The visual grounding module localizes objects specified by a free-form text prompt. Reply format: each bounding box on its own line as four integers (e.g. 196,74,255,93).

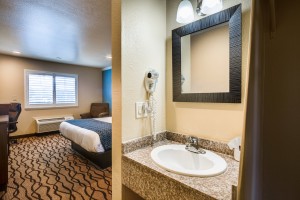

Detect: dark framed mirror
172,4,242,103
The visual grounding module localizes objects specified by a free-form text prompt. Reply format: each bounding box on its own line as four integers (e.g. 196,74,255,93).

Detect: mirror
181,22,229,93
172,4,242,103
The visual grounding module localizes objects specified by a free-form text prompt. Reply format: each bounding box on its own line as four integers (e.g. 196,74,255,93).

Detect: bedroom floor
0,134,112,200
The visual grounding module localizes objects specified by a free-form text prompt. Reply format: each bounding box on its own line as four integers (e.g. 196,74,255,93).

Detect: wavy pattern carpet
0,134,112,200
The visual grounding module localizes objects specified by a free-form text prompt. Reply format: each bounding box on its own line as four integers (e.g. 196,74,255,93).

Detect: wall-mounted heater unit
34,115,74,133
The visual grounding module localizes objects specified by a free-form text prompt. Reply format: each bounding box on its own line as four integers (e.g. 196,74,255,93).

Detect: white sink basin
151,144,227,177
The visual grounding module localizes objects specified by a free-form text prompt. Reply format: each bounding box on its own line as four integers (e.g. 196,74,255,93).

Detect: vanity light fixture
176,0,195,24
196,0,223,16
177,0,223,24
106,55,112,59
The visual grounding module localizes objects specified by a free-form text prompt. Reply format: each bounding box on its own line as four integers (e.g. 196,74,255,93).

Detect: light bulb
176,0,194,24
200,0,223,15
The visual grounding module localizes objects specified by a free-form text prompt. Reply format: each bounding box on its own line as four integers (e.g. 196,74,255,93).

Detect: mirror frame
172,4,242,103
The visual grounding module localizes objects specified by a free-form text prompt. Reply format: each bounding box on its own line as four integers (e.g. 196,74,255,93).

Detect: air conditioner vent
38,118,65,122
34,115,74,133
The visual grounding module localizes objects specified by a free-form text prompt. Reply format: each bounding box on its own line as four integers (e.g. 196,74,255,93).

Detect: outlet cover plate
135,102,147,119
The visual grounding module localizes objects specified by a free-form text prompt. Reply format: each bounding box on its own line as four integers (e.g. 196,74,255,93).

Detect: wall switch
135,102,147,119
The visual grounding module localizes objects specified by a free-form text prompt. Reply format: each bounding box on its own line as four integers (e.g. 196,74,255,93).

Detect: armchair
80,103,109,119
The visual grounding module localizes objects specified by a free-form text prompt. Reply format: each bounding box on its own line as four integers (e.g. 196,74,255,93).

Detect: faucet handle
188,136,197,144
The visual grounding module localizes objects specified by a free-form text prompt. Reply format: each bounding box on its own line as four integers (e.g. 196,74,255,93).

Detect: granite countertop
123,140,239,200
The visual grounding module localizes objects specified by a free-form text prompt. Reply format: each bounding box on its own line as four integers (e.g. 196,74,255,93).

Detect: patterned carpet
0,134,112,200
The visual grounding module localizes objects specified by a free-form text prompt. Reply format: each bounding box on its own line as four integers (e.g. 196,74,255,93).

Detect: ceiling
0,0,111,68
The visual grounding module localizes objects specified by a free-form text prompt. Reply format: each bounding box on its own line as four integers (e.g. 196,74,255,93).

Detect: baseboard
10,131,60,139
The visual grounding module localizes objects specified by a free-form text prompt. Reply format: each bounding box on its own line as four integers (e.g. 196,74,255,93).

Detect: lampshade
176,0,194,24
200,0,223,15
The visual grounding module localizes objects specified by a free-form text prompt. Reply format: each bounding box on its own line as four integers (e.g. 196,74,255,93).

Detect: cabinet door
7,128,9,156
0,123,8,188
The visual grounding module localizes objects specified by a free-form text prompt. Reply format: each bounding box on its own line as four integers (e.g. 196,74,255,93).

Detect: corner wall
121,0,166,142
0,54,103,135
102,68,112,115
166,0,251,143
111,0,122,199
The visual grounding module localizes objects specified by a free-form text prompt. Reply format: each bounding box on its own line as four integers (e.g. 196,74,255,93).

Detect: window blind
25,70,78,108
55,76,76,104
28,74,53,105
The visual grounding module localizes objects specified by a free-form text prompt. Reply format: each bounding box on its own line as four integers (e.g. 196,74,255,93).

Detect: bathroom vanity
122,132,239,200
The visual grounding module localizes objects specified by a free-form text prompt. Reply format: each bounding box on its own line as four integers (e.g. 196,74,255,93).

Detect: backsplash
166,132,234,156
122,131,234,156
122,132,166,154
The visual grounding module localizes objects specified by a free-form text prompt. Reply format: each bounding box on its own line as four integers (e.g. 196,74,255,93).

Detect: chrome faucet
185,136,206,154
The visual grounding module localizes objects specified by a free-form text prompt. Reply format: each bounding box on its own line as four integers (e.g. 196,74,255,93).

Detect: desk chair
8,103,22,143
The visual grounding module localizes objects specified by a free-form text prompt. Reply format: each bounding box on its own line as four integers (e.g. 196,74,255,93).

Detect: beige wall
166,0,251,143
0,54,103,136
121,0,166,141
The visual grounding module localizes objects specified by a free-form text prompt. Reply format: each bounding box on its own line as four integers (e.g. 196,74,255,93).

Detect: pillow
98,112,109,117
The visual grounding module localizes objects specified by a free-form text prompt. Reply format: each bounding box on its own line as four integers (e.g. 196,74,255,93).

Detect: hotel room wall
121,0,167,141
166,0,251,143
0,54,103,136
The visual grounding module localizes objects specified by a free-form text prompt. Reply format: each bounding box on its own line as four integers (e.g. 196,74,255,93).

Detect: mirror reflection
181,22,229,93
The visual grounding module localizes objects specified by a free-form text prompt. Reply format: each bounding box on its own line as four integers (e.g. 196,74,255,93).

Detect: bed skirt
71,141,112,169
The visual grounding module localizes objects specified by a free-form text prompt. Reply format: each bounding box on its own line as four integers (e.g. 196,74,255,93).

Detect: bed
60,117,112,168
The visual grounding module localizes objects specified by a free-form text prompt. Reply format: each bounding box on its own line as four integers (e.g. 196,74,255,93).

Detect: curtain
238,0,266,199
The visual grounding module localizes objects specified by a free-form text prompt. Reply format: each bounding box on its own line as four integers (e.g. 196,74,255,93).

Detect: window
25,70,78,109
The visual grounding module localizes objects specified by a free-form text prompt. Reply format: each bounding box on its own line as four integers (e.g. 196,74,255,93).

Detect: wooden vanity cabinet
0,104,9,192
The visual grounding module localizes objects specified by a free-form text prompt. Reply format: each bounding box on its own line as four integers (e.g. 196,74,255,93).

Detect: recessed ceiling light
106,55,112,59
12,51,21,54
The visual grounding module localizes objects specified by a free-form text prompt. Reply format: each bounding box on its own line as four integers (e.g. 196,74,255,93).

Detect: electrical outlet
135,102,147,119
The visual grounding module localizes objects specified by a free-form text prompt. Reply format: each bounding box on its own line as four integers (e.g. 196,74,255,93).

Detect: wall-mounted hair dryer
144,69,159,141
144,69,159,95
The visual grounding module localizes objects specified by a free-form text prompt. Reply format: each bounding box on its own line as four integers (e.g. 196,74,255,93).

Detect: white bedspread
60,117,112,153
